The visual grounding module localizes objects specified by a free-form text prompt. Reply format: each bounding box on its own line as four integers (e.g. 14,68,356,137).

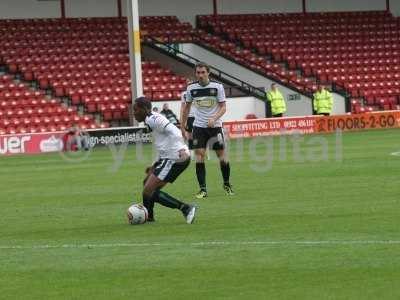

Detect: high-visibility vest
313,89,333,114
266,89,286,115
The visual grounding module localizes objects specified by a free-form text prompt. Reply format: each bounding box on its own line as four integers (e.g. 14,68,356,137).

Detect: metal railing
142,86,249,100
143,36,267,101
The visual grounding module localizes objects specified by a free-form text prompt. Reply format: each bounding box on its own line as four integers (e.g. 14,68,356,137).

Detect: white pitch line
390,151,400,156
1,240,400,250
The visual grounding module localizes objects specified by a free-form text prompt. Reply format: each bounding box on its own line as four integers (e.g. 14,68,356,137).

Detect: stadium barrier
0,126,150,156
1,111,400,156
223,110,400,138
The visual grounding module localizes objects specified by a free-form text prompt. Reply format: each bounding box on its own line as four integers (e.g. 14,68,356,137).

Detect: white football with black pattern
127,204,148,225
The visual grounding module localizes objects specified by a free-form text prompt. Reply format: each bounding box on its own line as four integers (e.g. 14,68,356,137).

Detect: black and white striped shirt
185,81,226,128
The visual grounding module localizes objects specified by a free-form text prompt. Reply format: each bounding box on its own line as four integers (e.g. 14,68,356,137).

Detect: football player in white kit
180,90,195,157
181,62,234,199
133,97,197,224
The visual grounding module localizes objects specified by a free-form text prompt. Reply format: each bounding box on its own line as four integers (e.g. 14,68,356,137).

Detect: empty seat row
198,12,400,112
0,77,108,133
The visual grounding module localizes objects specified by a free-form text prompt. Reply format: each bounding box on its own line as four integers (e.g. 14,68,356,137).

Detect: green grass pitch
1,129,400,299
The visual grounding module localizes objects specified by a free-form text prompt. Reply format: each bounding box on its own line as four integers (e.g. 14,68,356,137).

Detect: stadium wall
153,96,266,121
0,1,393,21
218,0,302,14
392,2,400,16
307,0,386,12
179,43,348,117
3,110,400,156
65,0,118,18
122,0,213,24
0,0,60,19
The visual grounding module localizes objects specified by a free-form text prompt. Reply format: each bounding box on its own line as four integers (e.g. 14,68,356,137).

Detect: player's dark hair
195,62,210,72
135,97,152,110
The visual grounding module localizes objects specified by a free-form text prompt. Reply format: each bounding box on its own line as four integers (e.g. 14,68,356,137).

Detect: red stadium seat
196,11,400,112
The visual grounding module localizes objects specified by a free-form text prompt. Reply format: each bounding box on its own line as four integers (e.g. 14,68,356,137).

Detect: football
127,204,148,225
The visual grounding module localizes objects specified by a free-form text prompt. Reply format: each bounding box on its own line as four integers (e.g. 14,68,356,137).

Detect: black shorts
152,157,190,183
185,117,195,132
192,126,225,150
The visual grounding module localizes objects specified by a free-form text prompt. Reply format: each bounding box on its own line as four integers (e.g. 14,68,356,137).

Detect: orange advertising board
223,111,400,138
313,111,400,133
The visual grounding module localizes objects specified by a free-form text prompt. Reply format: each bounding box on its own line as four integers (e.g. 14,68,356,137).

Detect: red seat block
55,87,64,97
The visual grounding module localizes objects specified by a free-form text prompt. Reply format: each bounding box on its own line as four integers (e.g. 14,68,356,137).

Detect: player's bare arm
181,101,192,139
208,102,226,128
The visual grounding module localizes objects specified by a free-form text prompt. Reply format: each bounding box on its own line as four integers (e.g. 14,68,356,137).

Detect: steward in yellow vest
313,85,333,116
266,83,286,117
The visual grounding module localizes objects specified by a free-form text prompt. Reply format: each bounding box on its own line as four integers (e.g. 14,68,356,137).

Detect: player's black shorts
192,126,225,150
152,157,190,183
185,117,195,133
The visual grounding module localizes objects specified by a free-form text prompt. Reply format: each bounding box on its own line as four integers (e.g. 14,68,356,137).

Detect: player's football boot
195,189,208,199
223,184,235,196
182,204,197,224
